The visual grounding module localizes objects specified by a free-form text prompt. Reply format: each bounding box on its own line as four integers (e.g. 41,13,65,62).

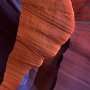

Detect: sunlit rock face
10,0,75,68
71,0,90,21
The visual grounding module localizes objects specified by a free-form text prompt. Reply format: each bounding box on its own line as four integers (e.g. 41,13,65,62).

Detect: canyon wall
71,0,90,21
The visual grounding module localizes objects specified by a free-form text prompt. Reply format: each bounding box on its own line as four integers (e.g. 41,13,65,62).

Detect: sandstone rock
71,0,90,21
9,0,74,69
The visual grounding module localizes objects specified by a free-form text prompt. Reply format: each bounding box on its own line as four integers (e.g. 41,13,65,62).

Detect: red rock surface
10,0,74,68
54,21,90,90
71,0,90,21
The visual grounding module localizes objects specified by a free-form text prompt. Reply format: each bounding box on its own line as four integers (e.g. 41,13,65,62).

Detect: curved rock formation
9,0,74,69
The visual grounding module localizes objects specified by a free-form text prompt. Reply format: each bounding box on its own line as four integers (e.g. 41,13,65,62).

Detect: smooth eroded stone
71,0,90,21
9,0,74,68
